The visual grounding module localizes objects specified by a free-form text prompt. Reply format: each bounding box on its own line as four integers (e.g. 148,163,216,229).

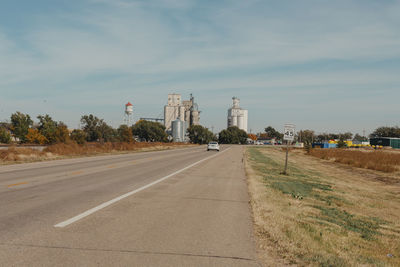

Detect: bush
0,128,11,144
25,128,47,144
70,129,87,145
118,125,134,143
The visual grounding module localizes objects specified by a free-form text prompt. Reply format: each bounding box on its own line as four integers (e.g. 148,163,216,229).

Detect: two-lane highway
0,145,259,266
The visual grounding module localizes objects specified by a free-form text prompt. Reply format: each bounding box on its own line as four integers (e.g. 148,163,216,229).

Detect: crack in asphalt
0,243,258,263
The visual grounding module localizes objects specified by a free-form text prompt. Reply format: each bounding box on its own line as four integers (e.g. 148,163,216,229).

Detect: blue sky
0,0,399,135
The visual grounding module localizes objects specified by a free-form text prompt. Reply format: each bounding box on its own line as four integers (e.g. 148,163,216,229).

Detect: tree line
3,111,395,146
0,112,166,145
0,112,249,145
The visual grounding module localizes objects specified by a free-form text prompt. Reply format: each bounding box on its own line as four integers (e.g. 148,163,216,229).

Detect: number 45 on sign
282,124,295,175
284,124,295,141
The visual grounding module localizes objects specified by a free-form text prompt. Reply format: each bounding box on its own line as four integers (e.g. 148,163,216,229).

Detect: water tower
124,102,133,126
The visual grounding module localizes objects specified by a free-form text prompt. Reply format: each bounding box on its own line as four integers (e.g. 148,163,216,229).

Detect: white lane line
54,147,231,228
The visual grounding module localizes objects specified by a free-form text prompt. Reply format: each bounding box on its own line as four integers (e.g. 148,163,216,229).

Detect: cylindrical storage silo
181,120,187,142
238,115,244,130
172,119,183,142
232,115,238,127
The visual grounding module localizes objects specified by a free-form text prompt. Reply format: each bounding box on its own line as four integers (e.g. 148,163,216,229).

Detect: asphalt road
0,145,259,266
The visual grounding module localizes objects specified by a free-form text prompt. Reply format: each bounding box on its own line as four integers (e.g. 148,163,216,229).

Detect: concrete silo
227,97,248,132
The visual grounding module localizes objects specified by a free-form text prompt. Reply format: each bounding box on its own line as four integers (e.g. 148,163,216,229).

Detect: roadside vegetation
187,125,215,144
0,142,192,164
219,126,247,144
0,111,198,164
246,146,400,266
310,149,400,173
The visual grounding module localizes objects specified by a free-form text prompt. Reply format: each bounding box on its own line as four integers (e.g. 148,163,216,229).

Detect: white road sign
283,124,295,141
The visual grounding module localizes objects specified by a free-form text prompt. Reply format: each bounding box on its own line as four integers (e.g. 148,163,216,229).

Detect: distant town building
227,97,248,132
164,93,200,132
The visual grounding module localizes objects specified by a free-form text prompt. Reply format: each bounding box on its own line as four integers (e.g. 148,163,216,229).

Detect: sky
0,0,399,135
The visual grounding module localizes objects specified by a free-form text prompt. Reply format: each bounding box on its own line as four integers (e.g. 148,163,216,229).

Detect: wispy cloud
0,0,399,133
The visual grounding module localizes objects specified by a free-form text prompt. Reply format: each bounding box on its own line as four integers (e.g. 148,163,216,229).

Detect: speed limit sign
283,124,295,175
283,124,295,141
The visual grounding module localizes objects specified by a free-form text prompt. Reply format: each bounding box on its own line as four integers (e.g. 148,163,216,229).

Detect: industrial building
370,137,400,149
164,93,200,139
227,97,248,132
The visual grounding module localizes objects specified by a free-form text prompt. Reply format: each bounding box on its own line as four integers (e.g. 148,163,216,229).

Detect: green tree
370,126,400,138
264,126,283,140
297,130,315,150
337,136,347,148
0,127,11,144
117,125,134,142
353,133,368,142
37,115,70,144
98,122,118,142
187,125,214,144
341,132,353,140
132,120,168,142
37,114,58,144
10,112,33,143
218,126,248,144
70,129,87,144
80,114,103,142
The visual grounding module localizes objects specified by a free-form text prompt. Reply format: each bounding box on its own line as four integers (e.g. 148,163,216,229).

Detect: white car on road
207,142,220,151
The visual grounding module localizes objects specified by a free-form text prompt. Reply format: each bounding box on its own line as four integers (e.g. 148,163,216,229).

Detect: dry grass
246,146,400,266
0,142,195,164
0,147,47,162
309,149,400,173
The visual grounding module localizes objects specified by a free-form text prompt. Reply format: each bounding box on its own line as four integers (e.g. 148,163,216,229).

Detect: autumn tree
248,133,257,141
25,128,47,144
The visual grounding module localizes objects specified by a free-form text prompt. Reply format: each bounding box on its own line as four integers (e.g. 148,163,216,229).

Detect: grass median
246,146,400,266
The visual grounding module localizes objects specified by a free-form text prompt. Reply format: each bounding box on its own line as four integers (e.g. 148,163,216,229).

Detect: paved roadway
0,145,259,266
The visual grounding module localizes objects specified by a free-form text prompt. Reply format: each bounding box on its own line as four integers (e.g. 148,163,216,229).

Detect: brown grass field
309,148,400,173
245,146,400,266
0,142,195,164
